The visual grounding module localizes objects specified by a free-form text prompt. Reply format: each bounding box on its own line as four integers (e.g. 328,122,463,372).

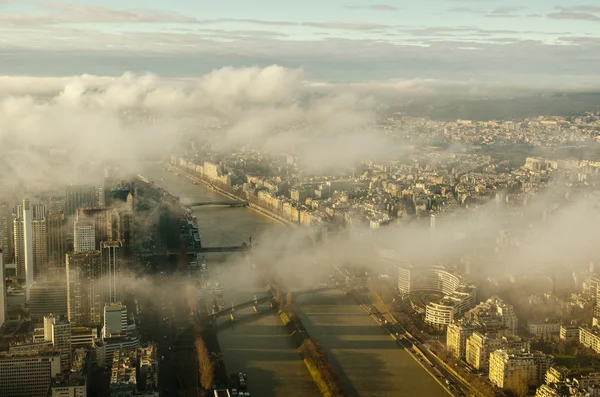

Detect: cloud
486,6,524,17
345,4,398,11
547,12,600,21
447,7,485,14
555,5,600,13
303,22,388,30
203,18,297,27
0,67,403,189
40,2,198,24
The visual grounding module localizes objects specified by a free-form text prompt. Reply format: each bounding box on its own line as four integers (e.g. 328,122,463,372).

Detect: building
71,326,97,349
425,285,477,327
47,210,67,269
529,319,561,337
101,241,123,303
574,372,600,389
0,202,13,263
74,221,95,253
76,208,108,250
446,322,476,359
466,332,505,372
95,334,140,367
66,251,103,326
14,200,46,288
44,315,72,372
579,326,600,354
0,350,61,397
138,344,159,393
29,281,68,319
110,349,137,396
464,296,518,335
107,205,134,259
489,349,553,390
50,374,86,397
31,215,49,279
465,332,528,372
545,365,570,384
560,324,579,342
0,249,5,328
66,186,97,218
50,348,88,397
383,257,476,327
8,340,53,354
103,302,127,338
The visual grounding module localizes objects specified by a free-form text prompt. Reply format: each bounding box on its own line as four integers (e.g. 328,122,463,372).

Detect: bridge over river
183,200,249,208
205,283,343,322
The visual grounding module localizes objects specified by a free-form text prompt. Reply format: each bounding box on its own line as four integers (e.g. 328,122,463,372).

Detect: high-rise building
76,208,107,250
0,350,61,397
71,326,97,349
74,221,95,253
0,202,13,263
31,217,48,279
103,303,128,338
29,281,68,319
95,334,139,367
466,332,509,371
489,349,553,391
107,206,134,259
65,186,97,218
44,315,72,373
47,210,67,270
14,200,48,285
66,251,102,326
446,322,476,360
96,187,105,209
101,240,123,303
0,249,5,328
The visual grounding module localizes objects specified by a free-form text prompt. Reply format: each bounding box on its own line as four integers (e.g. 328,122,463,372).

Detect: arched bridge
184,201,248,208
208,294,276,321
207,284,342,322
294,284,342,298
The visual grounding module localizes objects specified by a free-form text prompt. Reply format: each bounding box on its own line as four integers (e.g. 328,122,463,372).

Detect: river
143,162,320,397
143,162,446,397
296,291,448,397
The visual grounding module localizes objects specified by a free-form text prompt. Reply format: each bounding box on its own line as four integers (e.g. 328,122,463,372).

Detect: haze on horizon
0,0,599,89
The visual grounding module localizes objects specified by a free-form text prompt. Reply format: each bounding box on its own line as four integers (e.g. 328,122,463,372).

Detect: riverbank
278,309,346,397
163,162,295,228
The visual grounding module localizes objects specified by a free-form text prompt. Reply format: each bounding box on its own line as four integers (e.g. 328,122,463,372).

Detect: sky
1,0,600,84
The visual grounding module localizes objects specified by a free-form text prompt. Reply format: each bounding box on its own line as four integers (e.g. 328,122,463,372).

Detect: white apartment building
489,349,553,390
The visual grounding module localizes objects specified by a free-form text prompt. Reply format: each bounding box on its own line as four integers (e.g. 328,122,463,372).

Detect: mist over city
2,1,600,397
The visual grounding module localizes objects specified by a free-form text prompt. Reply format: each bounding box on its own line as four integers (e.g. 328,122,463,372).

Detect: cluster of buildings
385,113,600,147
110,344,158,396
169,112,600,236
0,169,154,397
378,248,477,328
439,272,600,395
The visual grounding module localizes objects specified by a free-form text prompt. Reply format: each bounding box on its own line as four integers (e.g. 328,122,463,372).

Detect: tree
506,368,529,397
194,336,215,390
